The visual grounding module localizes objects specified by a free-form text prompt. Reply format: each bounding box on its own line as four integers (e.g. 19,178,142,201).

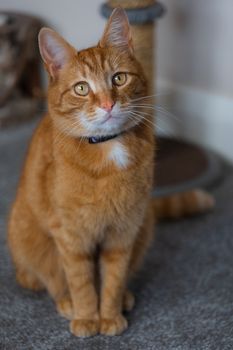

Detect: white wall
156,0,233,161
157,0,233,97
0,0,105,49
1,0,233,160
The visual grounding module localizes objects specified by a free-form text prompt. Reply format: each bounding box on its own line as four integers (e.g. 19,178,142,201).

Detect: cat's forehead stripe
77,50,113,92
79,50,112,75
80,56,93,71
90,51,106,74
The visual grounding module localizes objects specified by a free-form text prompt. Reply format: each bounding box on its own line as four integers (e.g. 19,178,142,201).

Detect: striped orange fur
8,8,214,337
154,189,215,220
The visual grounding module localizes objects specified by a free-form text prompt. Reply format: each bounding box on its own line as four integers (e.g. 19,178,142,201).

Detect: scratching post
101,0,165,96
101,2,223,196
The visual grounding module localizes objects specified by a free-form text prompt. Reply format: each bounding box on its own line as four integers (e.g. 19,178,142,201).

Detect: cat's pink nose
101,100,115,112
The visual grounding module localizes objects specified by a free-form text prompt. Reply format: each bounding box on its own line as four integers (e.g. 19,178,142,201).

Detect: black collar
88,133,120,144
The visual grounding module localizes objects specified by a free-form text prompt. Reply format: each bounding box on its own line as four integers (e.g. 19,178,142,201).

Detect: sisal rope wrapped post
101,0,165,98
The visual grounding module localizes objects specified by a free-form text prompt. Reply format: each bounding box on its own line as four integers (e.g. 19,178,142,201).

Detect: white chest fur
108,141,129,169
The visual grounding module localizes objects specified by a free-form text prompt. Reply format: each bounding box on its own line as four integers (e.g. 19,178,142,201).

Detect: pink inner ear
38,28,74,77
41,33,66,66
100,8,133,50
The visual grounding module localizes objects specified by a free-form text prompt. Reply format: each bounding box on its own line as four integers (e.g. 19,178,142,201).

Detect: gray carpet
1,121,233,350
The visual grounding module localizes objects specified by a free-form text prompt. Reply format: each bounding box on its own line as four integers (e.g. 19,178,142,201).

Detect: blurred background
0,0,232,163
2,3,233,348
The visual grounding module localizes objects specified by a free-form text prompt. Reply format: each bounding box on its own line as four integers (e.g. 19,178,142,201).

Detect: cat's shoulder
27,114,53,161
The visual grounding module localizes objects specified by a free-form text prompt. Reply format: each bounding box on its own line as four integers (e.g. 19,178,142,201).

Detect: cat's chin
54,115,140,140
84,119,139,139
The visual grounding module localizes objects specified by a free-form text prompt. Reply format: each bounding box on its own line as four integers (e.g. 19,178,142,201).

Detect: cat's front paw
100,315,128,336
70,318,99,337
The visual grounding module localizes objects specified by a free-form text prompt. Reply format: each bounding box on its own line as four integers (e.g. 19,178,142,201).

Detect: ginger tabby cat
8,8,214,337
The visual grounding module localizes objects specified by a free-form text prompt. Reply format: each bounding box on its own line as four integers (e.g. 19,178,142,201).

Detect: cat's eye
74,82,90,96
112,73,127,87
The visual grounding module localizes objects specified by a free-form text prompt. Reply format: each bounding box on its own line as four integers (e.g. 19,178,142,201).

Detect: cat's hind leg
123,289,135,312
123,204,155,312
129,204,154,275
16,267,44,291
8,201,72,319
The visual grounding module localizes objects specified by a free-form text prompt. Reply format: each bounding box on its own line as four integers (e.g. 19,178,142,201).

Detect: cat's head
38,8,148,138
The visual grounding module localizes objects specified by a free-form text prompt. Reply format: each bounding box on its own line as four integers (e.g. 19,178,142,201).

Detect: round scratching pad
153,137,223,197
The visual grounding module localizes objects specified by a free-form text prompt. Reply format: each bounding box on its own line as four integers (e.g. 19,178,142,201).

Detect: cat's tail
152,189,215,220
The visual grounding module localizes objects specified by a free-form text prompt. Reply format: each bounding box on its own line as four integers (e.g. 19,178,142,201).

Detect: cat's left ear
99,7,133,52
38,28,76,79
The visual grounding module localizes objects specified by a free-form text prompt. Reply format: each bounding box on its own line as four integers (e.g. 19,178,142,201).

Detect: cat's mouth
100,113,120,125
92,108,141,136
77,107,140,138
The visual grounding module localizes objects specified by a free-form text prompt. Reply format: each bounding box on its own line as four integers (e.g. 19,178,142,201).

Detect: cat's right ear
99,8,133,52
38,28,76,79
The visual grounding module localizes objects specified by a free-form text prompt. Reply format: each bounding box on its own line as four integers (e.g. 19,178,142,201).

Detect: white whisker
128,93,170,103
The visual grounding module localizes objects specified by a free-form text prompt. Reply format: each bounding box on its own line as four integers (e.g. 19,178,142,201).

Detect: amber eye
112,73,127,87
74,82,90,96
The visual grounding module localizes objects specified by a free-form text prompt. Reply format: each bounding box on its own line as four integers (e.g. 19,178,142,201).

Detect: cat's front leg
54,231,99,337
99,233,133,336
